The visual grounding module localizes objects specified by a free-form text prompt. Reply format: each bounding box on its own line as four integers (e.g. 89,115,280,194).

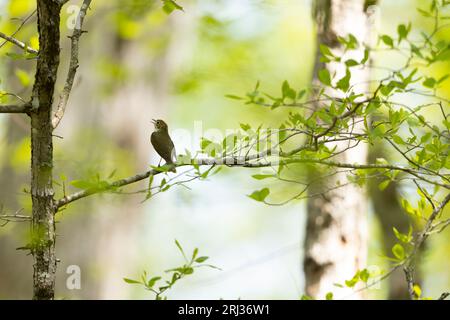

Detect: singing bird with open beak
151,119,177,173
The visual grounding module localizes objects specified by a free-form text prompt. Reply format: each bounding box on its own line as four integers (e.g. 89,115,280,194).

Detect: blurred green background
0,0,449,299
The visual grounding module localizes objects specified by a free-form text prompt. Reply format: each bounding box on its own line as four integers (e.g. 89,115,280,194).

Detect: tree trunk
30,0,62,300
304,0,376,299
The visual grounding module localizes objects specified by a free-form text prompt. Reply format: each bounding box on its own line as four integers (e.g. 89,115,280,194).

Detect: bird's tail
168,162,176,173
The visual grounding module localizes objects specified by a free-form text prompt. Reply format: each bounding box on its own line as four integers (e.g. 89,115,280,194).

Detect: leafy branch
124,240,220,300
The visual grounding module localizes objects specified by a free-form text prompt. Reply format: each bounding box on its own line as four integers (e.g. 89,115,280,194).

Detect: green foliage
216,0,450,223
340,268,376,289
393,226,413,244
124,240,219,300
318,69,331,86
248,188,270,202
2,0,449,301
161,0,183,15
70,172,117,193
391,243,405,261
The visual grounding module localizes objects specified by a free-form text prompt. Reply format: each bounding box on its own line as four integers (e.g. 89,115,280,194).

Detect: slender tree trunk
30,0,62,300
304,0,376,299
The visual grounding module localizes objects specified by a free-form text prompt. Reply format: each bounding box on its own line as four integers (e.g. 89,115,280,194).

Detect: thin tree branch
0,103,31,114
404,192,450,299
0,208,29,227
56,167,158,209
0,31,38,54
0,10,36,50
413,192,450,251
52,0,92,129
55,156,450,210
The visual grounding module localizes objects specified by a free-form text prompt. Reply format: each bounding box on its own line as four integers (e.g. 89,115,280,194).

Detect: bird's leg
158,157,162,167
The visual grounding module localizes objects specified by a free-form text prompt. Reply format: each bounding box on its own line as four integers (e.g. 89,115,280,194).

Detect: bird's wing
151,132,176,164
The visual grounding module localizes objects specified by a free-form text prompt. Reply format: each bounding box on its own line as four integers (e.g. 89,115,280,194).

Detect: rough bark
30,0,62,300
304,0,376,299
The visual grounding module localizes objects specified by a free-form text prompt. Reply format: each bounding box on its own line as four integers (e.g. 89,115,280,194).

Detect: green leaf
345,59,359,67
248,188,270,202
123,278,141,284
361,48,370,64
319,44,334,58
345,277,359,288
397,23,411,43
200,138,212,149
70,180,95,190
344,270,361,288
380,84,394,96
392,134,405,145
162,0,183,14
251,174,274,180
318,69,332,86
297,89,306,100
195,256,209,263
359,269,370,283
192,248,199,260
422,77,436,88
183,267,194,275
225,94,243,100
380,35,394,48
240,123,251,131
410,43,424,58
393,227,412,243
336,68,351,92
435,46,450,62
401,198,420,217
174,239,187,261
325,292,334,300
282,80,296,100
148,276,161,287
392,243,405,260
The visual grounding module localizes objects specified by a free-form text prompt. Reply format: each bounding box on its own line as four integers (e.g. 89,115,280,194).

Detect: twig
55,167,159,209
0,10,36,50
0,31,38,54
0,209,30,227
52,0,92,129
403,192,450,299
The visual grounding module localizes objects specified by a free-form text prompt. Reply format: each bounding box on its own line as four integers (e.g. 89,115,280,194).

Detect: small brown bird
151,119,177,172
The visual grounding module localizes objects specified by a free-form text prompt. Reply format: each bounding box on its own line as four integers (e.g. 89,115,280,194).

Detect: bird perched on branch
151,119,177,173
